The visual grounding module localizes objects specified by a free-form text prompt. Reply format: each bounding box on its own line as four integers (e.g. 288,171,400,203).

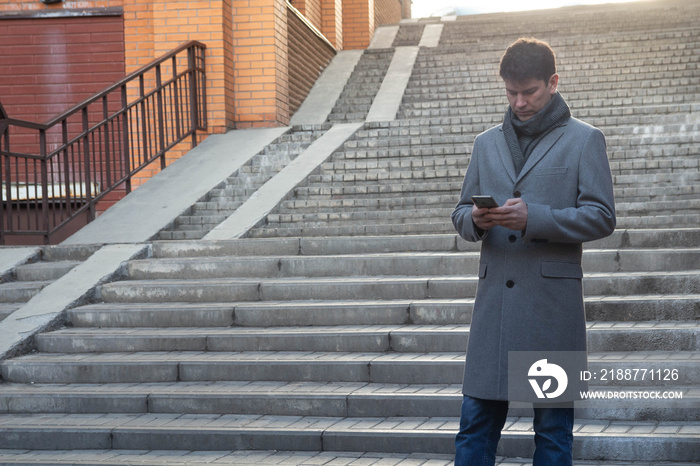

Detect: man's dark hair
499,37,556,83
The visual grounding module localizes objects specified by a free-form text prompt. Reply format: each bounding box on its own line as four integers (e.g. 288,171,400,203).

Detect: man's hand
472,204,497,230
472,198,528,231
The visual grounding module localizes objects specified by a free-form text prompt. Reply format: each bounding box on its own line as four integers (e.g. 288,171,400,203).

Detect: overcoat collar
496,122,568,183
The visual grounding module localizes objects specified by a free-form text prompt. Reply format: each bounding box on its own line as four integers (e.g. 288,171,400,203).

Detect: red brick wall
288,5,336,115
0,15,125,124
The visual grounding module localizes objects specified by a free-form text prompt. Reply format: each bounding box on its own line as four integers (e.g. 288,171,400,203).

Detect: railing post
188,45,198,149
199,45,207,130
0,125,5,245
61,119,72,217
82,108,94,222
139,75,149,164
103,96,112,186
1,103,9,244
155,63,167,170
121,85,132,194
2,127,11,235
39,129,50,244
171,56,182,140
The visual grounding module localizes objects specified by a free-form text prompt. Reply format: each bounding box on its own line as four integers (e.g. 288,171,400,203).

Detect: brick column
320,0,343,49
123,0,234,133
342,0,373,50
232,0,290,127
123,0,235,187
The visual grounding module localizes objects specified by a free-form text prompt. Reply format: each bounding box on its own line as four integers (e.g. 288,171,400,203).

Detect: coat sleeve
451,135,487,242
523,128,616,243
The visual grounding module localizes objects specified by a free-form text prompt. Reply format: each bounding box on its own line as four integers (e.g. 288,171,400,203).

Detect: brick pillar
342,0,373,50
232,0,290,127
123,0,235,188
321,0,343,49
123,0,234,133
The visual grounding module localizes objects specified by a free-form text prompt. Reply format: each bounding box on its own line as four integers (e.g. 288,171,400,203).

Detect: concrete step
122,248,700,280
12,261,82,282
68,303,237,327
617,214,700,229
0,380,696,421
124,252,481,279
246,221,465,237
306,171,463,184
189,204,244,217
94,270,700,303
401,80,700,98
0,450,698,466
2,351,697,386
0,303,19,322
156,230,207,241
397,106,698,122
67,294,700,329
97,275,475,302
40,244,102,262
265,209,454,225
319,156,465,171
279,194,457,212
617,198,700,214
280,192,700,214
292,181,463,199
207,186,260,198
152,235,474,258
34,322,699,354
172,214,228,227
0,281,52,303
0,413,697,461
223,228,700,251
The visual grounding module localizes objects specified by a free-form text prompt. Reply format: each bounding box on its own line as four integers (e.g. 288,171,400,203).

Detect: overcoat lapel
495,127,517,183
516,123,567,182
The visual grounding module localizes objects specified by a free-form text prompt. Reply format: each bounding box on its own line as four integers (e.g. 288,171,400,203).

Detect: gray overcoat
451,116,616,401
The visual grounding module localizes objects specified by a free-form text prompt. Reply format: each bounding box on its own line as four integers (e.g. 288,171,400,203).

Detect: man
451,38,616,465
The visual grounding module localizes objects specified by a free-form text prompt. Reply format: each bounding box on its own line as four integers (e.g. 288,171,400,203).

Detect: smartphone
471,195,499,209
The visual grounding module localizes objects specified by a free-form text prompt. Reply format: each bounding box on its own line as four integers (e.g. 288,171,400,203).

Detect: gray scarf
502,91,571,175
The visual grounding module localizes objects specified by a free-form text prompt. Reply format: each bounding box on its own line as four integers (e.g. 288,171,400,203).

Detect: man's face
504,74,559,121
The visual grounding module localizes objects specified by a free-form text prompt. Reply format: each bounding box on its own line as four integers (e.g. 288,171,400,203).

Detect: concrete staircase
0,245,99,323
157,125,331,241
0,231,699,463
1,0,699,464
326,48,395,123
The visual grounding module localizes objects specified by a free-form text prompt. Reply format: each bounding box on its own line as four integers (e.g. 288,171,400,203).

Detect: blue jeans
454,395,573,466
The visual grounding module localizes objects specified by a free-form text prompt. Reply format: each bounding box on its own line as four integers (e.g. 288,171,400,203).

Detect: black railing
0,41,207,244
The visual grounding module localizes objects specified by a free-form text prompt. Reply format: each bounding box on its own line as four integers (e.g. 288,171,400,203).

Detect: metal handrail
0,41,207,244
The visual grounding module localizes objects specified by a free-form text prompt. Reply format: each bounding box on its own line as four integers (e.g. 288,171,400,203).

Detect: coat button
509,235,517,243
506,280,514,288
513,191,522,198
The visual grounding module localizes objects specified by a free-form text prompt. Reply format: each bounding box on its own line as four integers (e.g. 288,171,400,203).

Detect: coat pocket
541,261,583,279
